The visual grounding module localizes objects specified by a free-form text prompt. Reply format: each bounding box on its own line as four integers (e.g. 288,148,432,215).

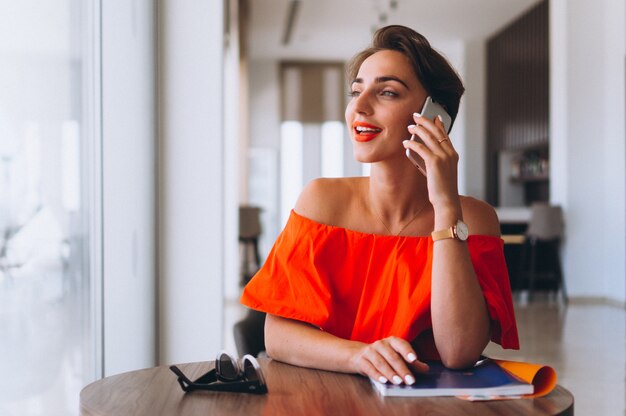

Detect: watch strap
431,227,455,242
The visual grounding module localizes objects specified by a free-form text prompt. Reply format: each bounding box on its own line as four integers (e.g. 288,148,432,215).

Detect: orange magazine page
493,359,557,398
457,359,557,401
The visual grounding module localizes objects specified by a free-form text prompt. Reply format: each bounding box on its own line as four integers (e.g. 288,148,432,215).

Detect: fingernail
392,375,403,385
402,140,409,147
407,353,417,363
378,376,388,384
407,124,416,129
405,375,415,385
437,114,443,122
413,112,421,118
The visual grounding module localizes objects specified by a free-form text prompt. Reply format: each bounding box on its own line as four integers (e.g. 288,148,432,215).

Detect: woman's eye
348,89,397,98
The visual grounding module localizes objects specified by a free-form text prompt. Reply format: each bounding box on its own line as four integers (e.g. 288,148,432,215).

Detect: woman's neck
367,162,430,223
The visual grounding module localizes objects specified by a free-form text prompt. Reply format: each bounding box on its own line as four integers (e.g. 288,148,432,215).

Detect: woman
241,25,518,386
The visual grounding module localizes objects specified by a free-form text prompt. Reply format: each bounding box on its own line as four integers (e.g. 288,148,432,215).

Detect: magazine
370,359,534,398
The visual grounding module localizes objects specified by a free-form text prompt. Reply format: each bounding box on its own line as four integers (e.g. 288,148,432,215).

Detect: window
280,121,304,225
321,121,344,178
277,62,362,224
0,2,98,414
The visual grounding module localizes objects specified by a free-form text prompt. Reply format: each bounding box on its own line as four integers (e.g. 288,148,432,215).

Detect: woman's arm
265,314,429,385
429,198,496,369
406,116,496,369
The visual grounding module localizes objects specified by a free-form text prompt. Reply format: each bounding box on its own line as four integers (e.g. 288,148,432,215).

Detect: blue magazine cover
370,360,534,397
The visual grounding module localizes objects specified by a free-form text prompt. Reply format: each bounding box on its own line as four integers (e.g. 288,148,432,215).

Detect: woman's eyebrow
350,76,410,90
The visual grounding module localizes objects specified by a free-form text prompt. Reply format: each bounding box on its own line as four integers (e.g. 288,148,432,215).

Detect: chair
233,309,266,357
239,206,262,286
518,203,567,303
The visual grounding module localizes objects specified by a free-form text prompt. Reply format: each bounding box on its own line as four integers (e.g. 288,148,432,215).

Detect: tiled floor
225,296,626,415
485,298,626,416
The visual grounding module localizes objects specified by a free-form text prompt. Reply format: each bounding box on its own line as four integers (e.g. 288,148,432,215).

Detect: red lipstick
352,121,382,142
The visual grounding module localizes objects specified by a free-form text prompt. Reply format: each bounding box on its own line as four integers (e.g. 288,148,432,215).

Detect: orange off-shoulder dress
241,210,519,359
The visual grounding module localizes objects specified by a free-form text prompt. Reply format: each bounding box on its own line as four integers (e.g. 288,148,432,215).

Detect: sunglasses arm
169,365,218,392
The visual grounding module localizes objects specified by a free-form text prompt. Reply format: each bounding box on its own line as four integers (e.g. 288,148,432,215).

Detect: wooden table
80,357,574,416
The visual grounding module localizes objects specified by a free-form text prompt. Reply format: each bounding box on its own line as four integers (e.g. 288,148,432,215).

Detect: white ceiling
247,0,542,60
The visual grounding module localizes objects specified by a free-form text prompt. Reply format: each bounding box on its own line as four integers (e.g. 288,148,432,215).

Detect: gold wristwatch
431,220,469,242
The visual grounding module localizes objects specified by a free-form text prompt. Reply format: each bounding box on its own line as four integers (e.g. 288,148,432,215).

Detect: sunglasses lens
218,353,240,381
243,357,259,382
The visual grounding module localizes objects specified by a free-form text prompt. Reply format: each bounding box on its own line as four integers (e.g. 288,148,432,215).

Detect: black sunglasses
169,352,267,394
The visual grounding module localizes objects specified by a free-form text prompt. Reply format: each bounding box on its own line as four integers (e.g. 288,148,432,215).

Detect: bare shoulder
460,196,501,237
294,177,364,224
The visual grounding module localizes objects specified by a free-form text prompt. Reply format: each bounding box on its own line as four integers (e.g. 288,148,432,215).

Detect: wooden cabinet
486,0,549,206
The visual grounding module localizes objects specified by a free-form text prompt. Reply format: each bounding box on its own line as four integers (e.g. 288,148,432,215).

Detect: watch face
456,221,469,241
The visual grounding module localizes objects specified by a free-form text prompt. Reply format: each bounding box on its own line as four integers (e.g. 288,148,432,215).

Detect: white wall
158,0,225,364
436,40,485,199
249,61,282,150
102,0,156,376
248,60,282,254
222,0,242,303
602,0,626,301
551,0,626,303
459,40,487,199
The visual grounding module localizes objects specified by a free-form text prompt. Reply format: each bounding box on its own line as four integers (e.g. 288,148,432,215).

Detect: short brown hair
348,25,465,131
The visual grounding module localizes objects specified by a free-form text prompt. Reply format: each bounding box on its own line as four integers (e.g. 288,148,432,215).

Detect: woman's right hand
350,336,429,385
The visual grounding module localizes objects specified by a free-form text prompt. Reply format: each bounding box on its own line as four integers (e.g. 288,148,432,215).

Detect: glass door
0,1,99,414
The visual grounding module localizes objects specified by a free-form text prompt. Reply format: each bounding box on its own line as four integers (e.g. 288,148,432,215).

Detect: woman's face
345,49,428,164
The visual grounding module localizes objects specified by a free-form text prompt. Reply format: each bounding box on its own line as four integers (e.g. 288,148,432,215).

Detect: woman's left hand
403,114,461,211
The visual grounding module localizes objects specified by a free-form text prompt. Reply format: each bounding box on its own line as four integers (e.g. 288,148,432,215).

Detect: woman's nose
353,91,373,115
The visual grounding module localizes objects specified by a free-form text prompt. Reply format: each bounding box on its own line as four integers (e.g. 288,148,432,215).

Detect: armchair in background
518,203,567,303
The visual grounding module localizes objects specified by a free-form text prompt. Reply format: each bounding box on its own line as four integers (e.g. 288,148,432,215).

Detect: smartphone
405,97,452,176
